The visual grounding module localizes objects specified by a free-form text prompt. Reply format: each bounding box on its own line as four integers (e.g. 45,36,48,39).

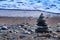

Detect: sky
0,0,60,13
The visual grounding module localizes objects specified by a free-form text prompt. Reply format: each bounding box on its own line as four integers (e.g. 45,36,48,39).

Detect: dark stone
37,13,47,26
35,13,51,33
20,24,24,28
19,35,25,39
24,27,27,30
1,27,8,30
9,31,12,33
35,27,49,33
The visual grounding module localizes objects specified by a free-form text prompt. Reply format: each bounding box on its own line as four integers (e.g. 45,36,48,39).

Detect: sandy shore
0,17,37,27
0,16,60,40
0,16,60,27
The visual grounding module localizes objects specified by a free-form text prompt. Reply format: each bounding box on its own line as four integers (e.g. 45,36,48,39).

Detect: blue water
0,0,60,13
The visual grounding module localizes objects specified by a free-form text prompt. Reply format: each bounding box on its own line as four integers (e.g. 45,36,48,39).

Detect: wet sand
0,17,37,26
0,16,60,27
